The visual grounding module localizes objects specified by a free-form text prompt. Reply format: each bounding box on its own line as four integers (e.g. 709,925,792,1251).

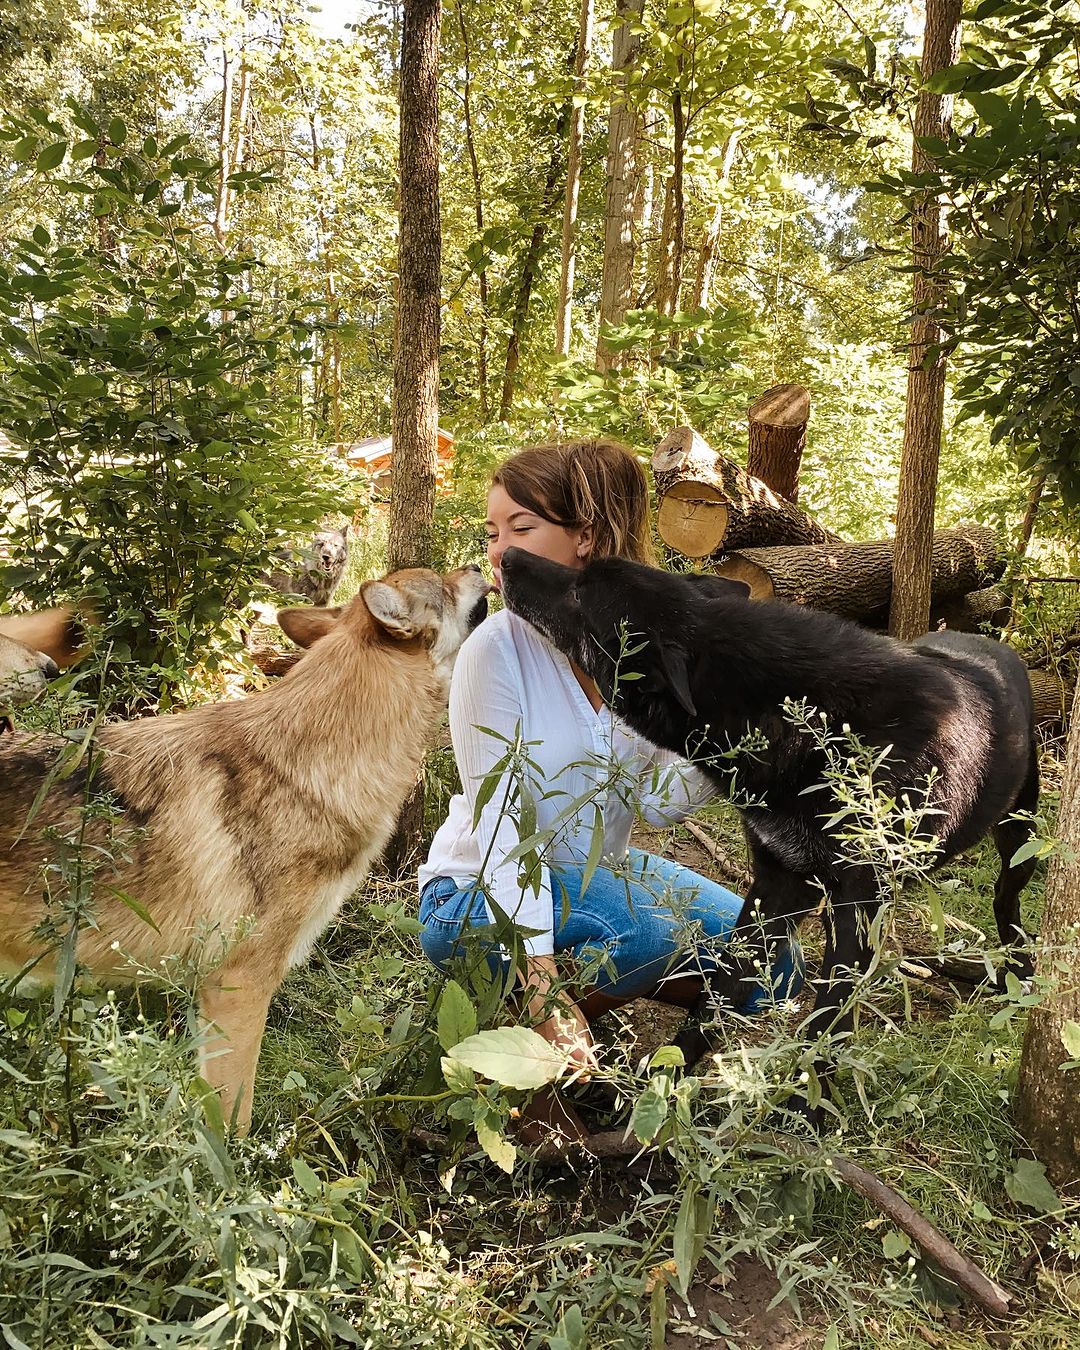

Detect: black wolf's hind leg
674,854,817,1069
992,744,1039,979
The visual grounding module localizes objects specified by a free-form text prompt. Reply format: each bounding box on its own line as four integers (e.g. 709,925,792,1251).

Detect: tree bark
596,0,644,371
655,81,686,321
692,130,741,312
713,526,1006,620
455,0,490,420
499,105,568,421
652,426,841,558
888,0,963,640
746,383,810,501
390,0,442,573
213,46,234,246
1016,677,1080,1184
556,0,594,358
1018,467,1048,556
1026,668,1074,728
931,586,1011,633
386,0,443,875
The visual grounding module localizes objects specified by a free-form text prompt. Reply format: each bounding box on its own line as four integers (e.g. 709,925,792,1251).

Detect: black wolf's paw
1004,947,1035,984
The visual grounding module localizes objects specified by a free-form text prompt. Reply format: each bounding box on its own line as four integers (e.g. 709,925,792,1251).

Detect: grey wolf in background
501,548,1037,1123
266,525,351,606
0,565,489,1131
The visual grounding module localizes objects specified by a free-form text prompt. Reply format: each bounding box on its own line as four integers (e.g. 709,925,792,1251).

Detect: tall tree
596,0,644,371
887,0,962,640
555,0,594,358
389,0,441,572
1016,677,1080,1185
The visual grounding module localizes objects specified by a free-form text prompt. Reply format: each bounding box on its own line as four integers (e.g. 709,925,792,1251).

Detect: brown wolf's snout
0,564,487,1133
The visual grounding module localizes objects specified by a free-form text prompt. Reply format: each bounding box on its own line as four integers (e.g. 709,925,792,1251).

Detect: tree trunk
888,0,963,640
499,106,568,421
309,113,343,443
1016,677,1080,1184
390,0,442,573
455,0,490,420
556,0,594,358
386,0,443,876
746,383,810,501
213,47,234,246
596,0,644,371
714,526,1006,620
1018,467,1048,555
652,426,841,558
655,81,686,321
692,130,741,312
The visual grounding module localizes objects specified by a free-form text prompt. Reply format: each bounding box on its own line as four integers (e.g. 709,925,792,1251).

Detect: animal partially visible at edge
0,606,89,721
265,525,351,606
0,565,490,1132
500,547,1038,1125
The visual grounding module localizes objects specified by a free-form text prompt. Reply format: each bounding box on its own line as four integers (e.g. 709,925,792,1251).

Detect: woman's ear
576,523,594,560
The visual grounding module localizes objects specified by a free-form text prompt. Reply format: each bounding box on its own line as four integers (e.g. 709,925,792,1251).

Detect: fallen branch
682,818,751,888
826,1152,1011,1318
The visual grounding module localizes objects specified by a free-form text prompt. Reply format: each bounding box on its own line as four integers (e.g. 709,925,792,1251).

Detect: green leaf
882,1228,912,1259
66,373,106,397
673,1185,708,1295
630,1086,668,1144
649,1045,686,1070
35,142,67,172
437,979,477,1052
450,1026,565,1089
71,138,99,161
649,1278,667,1350
1005,1158,1063,1215
292,1156,321,1196
1009,838,1044,867
108,117,127,146
821,1328,841,1350
11,137,38,164
440,1056,477,1093
475,1112,516,1173
106,886,161,934
1061,1021,1080,1059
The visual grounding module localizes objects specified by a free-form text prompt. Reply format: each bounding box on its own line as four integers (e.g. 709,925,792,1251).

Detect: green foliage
0,107,342,703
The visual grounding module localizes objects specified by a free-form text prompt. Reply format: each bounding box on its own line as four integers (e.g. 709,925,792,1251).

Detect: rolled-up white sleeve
636,746,717,826
448,628,555,957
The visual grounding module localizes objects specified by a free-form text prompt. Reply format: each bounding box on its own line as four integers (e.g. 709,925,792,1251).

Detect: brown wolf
0,565,489,1131
0,606,88,716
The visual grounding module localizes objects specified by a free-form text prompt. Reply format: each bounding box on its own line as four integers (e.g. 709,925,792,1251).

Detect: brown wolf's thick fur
0,606,89,711
0,566,489,1131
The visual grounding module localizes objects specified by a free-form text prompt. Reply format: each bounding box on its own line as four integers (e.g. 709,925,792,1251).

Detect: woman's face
485,483,593,592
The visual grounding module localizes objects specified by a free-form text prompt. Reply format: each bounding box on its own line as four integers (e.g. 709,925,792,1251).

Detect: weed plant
2,643,1079,1348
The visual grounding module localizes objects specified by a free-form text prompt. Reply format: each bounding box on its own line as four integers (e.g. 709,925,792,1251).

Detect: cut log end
713,555,775,602
657,485,729,559
747,382,811,428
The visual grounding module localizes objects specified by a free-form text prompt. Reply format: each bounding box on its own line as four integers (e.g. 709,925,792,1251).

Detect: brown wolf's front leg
197,964,281,1133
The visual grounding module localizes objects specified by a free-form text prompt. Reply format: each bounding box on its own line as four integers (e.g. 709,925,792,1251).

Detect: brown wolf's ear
277,606,343,649
362,580,419,640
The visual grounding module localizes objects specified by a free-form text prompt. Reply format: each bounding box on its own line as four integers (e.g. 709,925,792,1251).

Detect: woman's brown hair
491,438,656,565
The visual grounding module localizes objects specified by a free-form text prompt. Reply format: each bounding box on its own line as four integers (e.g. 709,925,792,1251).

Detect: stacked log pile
651,390,1072,727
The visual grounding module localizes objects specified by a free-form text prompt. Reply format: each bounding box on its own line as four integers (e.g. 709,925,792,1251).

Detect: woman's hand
521,956,598,1077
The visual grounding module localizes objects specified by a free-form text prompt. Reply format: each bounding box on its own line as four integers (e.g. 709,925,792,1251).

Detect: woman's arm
637,747,717,826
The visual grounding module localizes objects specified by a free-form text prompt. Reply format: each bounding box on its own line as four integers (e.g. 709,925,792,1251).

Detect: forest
0,0,1079,1345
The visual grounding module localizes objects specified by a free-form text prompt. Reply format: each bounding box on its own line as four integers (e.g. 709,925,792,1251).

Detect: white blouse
418,609,715,955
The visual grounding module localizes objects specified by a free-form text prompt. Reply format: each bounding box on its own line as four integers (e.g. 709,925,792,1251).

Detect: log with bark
712,526,1006,621
652,426,841,559
746,383,810,502
930,586,1011,634
1028,668,1073,727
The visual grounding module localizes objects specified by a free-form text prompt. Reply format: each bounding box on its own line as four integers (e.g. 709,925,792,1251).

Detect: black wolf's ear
658,643,697,717
685,573,752,602
277,605,343,648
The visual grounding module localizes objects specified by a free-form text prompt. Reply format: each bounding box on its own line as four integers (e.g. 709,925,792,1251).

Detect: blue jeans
419,848,803,1013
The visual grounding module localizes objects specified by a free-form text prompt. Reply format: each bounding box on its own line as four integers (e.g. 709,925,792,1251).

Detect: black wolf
500,548,1038,1120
